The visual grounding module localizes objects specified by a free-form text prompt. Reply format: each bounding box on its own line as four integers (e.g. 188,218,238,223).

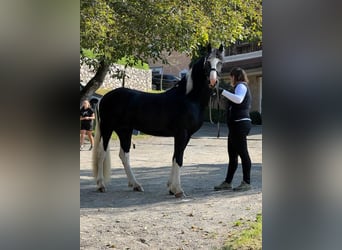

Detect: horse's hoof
169,190,174,195
97,186,106,192
133,186,144,192
175,192,185,198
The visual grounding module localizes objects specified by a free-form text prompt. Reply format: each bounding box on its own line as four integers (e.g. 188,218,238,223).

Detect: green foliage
204,109,263,125
116,57,149,70
204,108,226,123
81,48,97,59
80,0,262,100
80,0,262,68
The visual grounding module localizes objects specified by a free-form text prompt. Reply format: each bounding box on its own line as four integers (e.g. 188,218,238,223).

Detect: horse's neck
187,82,211,109
189,60,211,108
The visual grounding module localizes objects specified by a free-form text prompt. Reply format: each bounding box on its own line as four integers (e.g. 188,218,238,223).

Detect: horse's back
99,87,137,118
98,86,204,136
99,87,168,127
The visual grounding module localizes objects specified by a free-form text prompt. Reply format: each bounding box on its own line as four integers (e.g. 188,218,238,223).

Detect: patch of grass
110,131,150,141
95,88,164,96
111,131,118,140
92,128,150,141
233,220,243,227
148,90,164,94
95,88,110,96
223,213,262,250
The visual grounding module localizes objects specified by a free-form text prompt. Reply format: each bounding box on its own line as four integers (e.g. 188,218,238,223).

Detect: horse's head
204,44,224,87
185,44,224,95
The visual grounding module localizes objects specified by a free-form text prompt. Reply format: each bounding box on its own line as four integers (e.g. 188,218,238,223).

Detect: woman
80,100,95,150
213,67,252,191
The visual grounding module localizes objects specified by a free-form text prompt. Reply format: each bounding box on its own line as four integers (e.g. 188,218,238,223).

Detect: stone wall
80,64,152,92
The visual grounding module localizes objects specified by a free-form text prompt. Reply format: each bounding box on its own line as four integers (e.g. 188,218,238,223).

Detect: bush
205,109,262,125
204,107,226,123
250,110,262,125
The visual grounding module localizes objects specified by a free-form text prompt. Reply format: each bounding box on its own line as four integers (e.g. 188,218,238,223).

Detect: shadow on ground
80,163,262,209
192,124,262,138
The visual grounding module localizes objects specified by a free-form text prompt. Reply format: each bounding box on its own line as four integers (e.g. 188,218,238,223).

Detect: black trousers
225,120,252,184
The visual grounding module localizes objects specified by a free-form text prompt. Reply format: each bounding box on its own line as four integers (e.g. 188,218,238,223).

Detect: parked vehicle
152,74,181,90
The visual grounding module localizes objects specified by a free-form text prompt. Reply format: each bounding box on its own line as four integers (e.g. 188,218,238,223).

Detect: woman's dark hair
230,67,248,83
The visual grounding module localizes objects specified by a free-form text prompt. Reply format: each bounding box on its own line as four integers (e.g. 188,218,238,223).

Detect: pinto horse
92,44,224,197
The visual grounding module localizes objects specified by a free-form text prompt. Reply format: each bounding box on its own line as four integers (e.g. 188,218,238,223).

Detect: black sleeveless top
226,82,252,123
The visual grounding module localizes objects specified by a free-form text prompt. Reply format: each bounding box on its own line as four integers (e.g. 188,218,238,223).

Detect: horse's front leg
168,132,190,198
119,148,144,192
117,130,144,192
168,158,185,198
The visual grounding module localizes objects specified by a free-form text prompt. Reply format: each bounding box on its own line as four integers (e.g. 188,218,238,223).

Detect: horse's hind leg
96,139,106,192
96,130,112,192
117,130,144,192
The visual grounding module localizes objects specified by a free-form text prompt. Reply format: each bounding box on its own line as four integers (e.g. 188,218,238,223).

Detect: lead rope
209,95,214,124
209,81,221,138
216,81,221,138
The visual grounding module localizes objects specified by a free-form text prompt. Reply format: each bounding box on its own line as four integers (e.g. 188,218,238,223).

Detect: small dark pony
92,44,224,197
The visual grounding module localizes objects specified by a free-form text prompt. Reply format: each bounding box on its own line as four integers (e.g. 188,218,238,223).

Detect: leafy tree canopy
80,0,261,104
80,0,262,67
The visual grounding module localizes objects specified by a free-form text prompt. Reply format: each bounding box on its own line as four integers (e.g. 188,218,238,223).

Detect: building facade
148,51,191,78
148,43,262,113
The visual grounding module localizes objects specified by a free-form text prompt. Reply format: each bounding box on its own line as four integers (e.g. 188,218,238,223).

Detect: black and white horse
92,44,224,197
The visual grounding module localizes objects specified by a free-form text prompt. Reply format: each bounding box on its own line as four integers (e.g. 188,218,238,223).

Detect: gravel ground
80,122,262,249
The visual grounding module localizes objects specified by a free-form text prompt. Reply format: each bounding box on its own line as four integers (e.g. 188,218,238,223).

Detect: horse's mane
188,56,210,106
164,76,187,95
191,56,206,82
164,55,208,100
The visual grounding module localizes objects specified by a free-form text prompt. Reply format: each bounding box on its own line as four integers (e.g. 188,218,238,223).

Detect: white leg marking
96,140,106,192
167,160,175,188
119,148,144,192
168,159,184,197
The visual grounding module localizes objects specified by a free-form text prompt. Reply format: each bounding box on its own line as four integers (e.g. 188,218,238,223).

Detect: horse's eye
204,61,211,72
216,62,222,72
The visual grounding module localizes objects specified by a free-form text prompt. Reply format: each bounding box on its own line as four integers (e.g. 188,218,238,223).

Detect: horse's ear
207,43,212,54
219,44,224,53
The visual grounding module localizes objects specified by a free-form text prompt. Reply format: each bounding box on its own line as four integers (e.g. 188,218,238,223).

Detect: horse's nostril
210,78,217,86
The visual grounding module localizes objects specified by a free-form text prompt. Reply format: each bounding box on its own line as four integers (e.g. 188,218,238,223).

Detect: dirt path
80,123,262,249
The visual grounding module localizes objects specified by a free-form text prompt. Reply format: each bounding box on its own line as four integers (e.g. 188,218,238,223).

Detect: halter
204,53,223,138
210,68,220,76
204,56,222,79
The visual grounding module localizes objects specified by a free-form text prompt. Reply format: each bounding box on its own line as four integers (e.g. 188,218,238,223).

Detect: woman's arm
221,83,247,104
80,114,95,120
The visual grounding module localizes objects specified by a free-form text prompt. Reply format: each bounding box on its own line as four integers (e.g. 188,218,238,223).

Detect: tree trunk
80,60,110,107
122,71,125,88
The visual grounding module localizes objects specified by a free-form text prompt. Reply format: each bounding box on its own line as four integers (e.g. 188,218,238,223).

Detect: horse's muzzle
209,68,219,87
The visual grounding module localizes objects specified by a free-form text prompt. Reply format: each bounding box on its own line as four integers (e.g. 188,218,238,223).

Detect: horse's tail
92,102,111,183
